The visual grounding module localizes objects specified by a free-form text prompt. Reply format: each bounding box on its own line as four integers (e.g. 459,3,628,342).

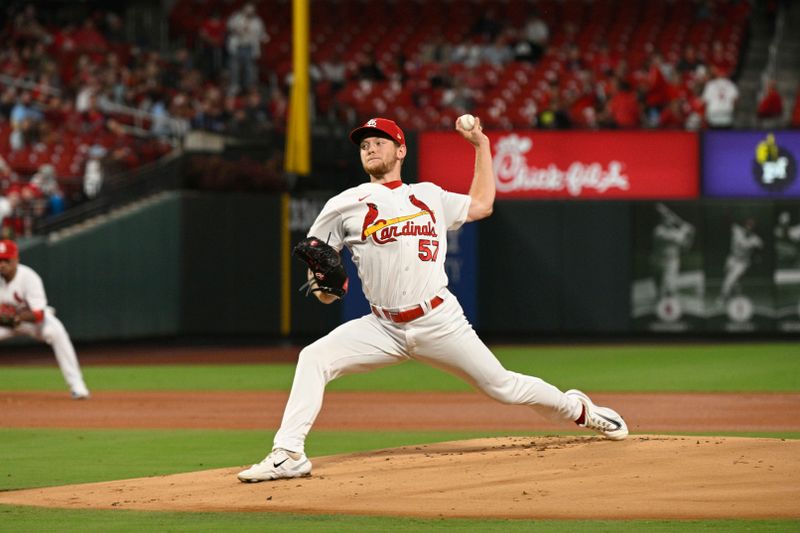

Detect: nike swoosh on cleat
273,458,289,468
358,195,371,201
597,413,622,430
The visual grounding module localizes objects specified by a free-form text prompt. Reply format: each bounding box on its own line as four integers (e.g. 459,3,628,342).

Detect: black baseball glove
293,236,348,298
0,306,19,328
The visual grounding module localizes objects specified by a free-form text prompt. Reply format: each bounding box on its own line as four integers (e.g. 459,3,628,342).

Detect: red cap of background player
0,240,18,259
349,118,405,146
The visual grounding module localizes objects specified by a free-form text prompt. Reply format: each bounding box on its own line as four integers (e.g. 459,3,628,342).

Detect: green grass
0,429,554,490
0,508,797,533
2,428,797,492
1,428,798,532
2,428,798,492
1,343,798,531
1,343,799,392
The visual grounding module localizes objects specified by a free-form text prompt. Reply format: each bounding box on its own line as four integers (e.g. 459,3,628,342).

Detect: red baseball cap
0,240,18,259
349,118,405,146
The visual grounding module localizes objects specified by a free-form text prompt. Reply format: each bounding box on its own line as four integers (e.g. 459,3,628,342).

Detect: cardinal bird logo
409,194,436,223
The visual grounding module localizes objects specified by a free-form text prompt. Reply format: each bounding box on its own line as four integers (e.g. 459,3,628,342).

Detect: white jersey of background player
0,240,90,399
720,219,763,301
238,117,628,483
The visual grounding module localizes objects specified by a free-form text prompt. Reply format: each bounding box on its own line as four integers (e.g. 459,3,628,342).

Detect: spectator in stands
538,94,571,129
0,87,17,121
708,40,734,78
10,4,49,45
226,3,269,95
642,53,670,127
29,163,64,216
197,10,226,79
589,42,615,76
80,94,106,134
75,74,101,113
701,65,739,129
9,91,43,150
267,86,288,129
683,78,706,130
0,189,22,238
191,97,226,133
355,50,387,82
564,43,587,73
520,10,549,64
481,33,513,66
83,145,106,199
320,50,347,95
676,45,702,77
162,47,194,91
0,156,17,192
73,19,108,61
605,79,642,128
470,7,503,42
658,98,687,129
101,12,127,45
242,88,271,132
0,192,18,238
757,78,783,127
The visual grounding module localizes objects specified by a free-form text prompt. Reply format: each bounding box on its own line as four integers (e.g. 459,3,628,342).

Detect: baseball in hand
458,114,476,131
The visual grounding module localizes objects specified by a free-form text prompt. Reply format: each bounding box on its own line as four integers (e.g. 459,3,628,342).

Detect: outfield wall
16,191,800,341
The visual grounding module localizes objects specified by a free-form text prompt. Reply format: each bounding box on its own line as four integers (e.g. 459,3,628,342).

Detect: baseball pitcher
0,240,90,399
238,117,628,482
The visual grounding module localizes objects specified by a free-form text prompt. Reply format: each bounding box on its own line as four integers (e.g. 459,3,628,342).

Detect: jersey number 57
418,239,439,262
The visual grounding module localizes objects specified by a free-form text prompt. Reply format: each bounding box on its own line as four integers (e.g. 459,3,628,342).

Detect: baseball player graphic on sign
718,218,763,304
238,117,628,482
0,240,90,399
652,203,695,300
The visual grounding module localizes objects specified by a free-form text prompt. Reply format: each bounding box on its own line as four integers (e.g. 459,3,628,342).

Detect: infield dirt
1,345,798,519
0,434,797,519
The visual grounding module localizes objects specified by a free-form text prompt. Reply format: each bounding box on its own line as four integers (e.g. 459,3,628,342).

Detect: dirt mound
1,436,797,519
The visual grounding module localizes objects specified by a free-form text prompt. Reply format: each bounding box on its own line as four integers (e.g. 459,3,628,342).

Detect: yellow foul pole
282,0,310,336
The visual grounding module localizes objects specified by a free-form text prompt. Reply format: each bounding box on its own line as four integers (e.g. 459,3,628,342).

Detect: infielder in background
239,116,628,482
0,240,90,399
719,218,763,303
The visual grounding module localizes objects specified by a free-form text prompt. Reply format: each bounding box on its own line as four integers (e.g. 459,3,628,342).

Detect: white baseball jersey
0,264,48,313
308,180,470,309
0,263,89,397
272,178,584,455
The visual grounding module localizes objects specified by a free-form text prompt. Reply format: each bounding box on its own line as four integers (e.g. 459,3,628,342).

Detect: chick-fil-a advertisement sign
703,131,800,197
418,131,699,199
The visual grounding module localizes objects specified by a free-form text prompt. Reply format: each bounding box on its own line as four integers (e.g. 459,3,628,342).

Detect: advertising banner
419,131,699,199
631,202,705,332
702,202,775,332
703,131,800,197
774,202,800,332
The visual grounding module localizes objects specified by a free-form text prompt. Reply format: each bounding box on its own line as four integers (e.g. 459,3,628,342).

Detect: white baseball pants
0,312,89,396
274,291,582,454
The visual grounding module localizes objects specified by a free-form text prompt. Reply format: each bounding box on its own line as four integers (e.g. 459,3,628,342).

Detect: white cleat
237,448,312,483
71,390,91,400
566,389,628,441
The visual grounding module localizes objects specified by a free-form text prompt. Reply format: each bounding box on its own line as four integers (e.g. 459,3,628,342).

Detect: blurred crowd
167,0,798,132
1,0,799,235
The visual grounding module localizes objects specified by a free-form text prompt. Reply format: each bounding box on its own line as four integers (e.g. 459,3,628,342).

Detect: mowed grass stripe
0,343,798,392
0,507,797,533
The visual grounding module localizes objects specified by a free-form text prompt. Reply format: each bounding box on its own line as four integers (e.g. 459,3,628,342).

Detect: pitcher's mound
1,435,797,519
